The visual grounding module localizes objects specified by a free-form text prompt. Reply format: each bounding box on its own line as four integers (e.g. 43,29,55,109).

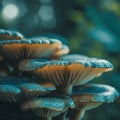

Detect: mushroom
0,77,56,102
21,96,75,120
19,82,56,99
18,54,113,93
69,84,119,120
0,39,62,62
0,29,23,40
29,35,70,57
0,84,21,102
53,45,70,58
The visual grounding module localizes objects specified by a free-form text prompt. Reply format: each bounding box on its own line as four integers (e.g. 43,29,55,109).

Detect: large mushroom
21,96,75,120
18,54,113,93
69,84,119,120
0,39,62,62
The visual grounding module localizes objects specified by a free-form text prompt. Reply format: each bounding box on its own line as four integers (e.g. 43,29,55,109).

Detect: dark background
0,0,120,120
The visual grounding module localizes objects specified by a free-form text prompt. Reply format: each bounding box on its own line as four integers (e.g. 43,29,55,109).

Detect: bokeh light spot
2,4,19,21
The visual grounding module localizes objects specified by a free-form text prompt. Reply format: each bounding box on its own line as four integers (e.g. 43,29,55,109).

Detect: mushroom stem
63,85,73,94
70,108,85,120
57,85,73,94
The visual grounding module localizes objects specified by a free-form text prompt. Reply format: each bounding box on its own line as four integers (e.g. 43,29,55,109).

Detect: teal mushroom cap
21,96,75,120
0,29,24,40
69,84,119,120
71,84,119,103
18,55,114,93
0,77,56,102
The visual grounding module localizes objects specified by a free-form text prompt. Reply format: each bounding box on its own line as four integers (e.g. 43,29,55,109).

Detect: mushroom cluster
0,29,119,120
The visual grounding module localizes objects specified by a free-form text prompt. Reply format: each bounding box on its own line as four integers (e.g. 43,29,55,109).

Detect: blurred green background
0,0,120,119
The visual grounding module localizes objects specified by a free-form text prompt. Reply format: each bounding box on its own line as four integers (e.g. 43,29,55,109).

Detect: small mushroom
0,84,21,102
29,35,69,57
0,39,62,62
19,83,56,99
18,55,113,93
53,45,70,57
70,84,119,120
21,96,75,120
0,77,56,102
0,29,23,40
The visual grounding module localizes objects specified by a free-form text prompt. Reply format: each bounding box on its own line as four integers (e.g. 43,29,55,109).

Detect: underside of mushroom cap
0,77,56,101
0,39,62,61
71,84,119,103
0,84,21,102
19,83,56,99
18,57,114,92
0,29,23,40
0,77,31,102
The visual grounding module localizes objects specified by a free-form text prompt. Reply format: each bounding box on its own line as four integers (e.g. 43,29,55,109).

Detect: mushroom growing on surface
70,84,119,120
0,29,119,120
18,55,113,93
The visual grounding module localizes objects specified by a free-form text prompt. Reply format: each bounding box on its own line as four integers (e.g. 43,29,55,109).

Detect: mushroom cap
53,45,70,57
0,85,21,102
30,35,69,57
0,77,56,102
30,34,68,45
42,34,69,57
44,34,68,44
0,39,62,61
21,96,75,118
18,56,114,89
69,84,119,120
59,54,89,61
71,84,119,103
19,83,56,99
0,29,23,40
